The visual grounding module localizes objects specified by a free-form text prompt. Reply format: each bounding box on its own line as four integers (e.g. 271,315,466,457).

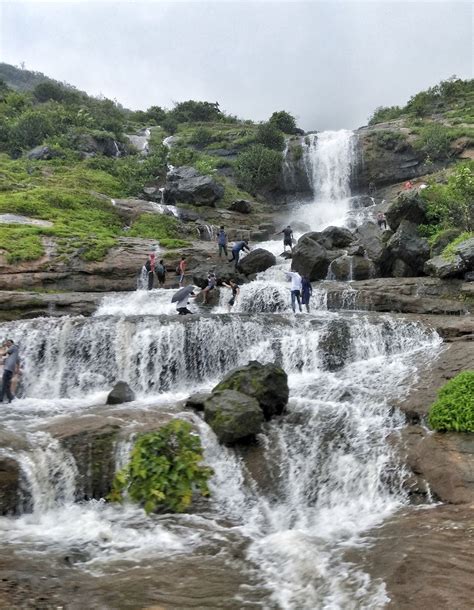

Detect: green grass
128,213,189,248
428,371,474,432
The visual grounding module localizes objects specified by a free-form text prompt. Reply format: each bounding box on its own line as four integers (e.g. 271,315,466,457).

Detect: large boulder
431,229,463,256
354,221,390,269
291,233,332,280
213,361,289,420
164,166,224,207
424,255,465,279
319,226,354,249
238,249,276,276
455,237,474,269
318,320,352,371
387,220,430,275
385,191,428,231
204,390,263,444
328,255,377,281
185,392,212,412
106,381,136,405
191,262,246,288
229,199,253,214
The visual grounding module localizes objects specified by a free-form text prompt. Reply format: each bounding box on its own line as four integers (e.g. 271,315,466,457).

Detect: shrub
256,121,285,151
235,144,282,192
269,110,298,134
428,371,474,432
189,126,214,148
368,105,404,125
169,100,221,123
109,419,213,513
413,124,451,160
373,130,406,151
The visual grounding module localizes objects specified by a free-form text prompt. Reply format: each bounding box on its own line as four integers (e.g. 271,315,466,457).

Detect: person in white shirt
285,271,303,313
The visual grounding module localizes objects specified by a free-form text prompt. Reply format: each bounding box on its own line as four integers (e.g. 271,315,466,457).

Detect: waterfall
298,130,356,230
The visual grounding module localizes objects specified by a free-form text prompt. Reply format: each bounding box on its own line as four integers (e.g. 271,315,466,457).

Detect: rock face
229,200,253,214
456,237,474,269
0,457,20,515
431,229,463,256
318,226,354,249
238,249,276,276
163,166,224,206
354,222,390,270
291,233,333,280
213,360,289,420
318,319,352,371
387,220,430,275
204,390,263,444
385,191,428,231
424,255,465,279
328,255,376,281
106,381,135,405
112,198,177,223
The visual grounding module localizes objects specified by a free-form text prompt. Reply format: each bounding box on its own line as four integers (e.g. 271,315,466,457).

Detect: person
177,256,186,287
276,226,294,252
404,180,413,190
301,276,313,313
176,291,195,315
201,271,217,304
155,259,166,287
1,339,20,403
376,212,387,230
217,226,228,258
144,253,156,290
222,279,240,311
285,271,303,313
229,240,250,268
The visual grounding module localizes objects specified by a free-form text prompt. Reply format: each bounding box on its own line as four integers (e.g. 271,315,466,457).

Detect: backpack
156,263,165,275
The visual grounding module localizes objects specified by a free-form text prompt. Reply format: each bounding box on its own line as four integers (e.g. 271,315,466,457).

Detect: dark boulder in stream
106,381,135,405
204,390,263,444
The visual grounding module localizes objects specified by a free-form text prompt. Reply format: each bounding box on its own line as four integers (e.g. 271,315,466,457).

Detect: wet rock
318,319,351,371
424,255,465,279
431,228,463,256
213,360,289,419
385,191,428,231
465,271,474,282
387,220,430,275
328,255,376,281
204,390,263,444
238,249,276,276
391,258,414,277
164,166,224,207
319,226,354,249
291,232,332,280
106,381,136,405
354,221,390,269
191,263,246,288
0,457,20,515
194,286,221,307
250,222,276,241
229,199,253,214
112,198,176,223
185,392,212,412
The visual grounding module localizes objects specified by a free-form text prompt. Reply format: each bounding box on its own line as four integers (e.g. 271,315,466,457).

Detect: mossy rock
204,389,263,444
318,320,352,371
212,360,289,419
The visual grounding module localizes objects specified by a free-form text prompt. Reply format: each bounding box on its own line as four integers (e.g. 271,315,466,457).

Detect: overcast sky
0,1,472,130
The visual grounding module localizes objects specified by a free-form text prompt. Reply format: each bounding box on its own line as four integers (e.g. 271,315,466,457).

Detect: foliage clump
256,121,285,151
235,144,282,193
109,420,213,514
269,110,299,134
428,371,474,432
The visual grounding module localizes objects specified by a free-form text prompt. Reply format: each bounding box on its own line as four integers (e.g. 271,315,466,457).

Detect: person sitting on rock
222,279,240,311
217,226,228,258
176,291,195,315
276,226,294,253
229,240,250,268
201,272,217,304
144,253,156,290
376,212,387,230
156,259,166,287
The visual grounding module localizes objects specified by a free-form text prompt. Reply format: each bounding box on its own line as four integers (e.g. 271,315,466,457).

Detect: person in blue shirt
217,226,228,258
301,276,313,313
229,240,250,268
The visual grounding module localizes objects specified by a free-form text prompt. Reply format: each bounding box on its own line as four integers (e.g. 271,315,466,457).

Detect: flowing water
0,131,443,609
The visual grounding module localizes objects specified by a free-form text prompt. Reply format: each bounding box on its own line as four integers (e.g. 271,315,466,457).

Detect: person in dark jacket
301,276,313,313
217,226,228,258
229,240,250,268
144,253,156,290
1,340,19,403
155,259,166,287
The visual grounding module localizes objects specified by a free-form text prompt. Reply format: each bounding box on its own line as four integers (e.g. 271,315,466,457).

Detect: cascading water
299,130,356,230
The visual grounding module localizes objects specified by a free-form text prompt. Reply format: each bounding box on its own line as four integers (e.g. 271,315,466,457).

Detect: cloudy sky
0,1,472,130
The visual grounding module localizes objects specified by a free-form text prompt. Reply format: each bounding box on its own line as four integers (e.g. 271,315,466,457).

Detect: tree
256,121,285,151
269,110,298,134
235,144,282,192
169,100,221,123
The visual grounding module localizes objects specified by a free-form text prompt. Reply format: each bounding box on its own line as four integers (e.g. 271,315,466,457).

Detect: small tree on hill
269,110,298,134
256,121,285,151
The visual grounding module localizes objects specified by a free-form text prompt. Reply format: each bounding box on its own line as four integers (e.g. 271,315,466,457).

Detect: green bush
368,105,404,125
256,121,285,151
413,123,451,160
269,110,298,134
189,126,214,148
373,130,406,150
109,419,213,513
428,371,474,432
235,144,282,193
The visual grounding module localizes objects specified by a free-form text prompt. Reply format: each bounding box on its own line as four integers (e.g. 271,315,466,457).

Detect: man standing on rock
276,226,294,253
217,226,228,258
178,256,186,287
229,240,250,268
145,253,156,290
285,271,303,313
0,339,20,403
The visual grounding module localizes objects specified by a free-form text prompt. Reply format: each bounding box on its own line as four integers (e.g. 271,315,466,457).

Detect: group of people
144,253,167,290
0,339,20,403
216,226,250,268
284,271,313,313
